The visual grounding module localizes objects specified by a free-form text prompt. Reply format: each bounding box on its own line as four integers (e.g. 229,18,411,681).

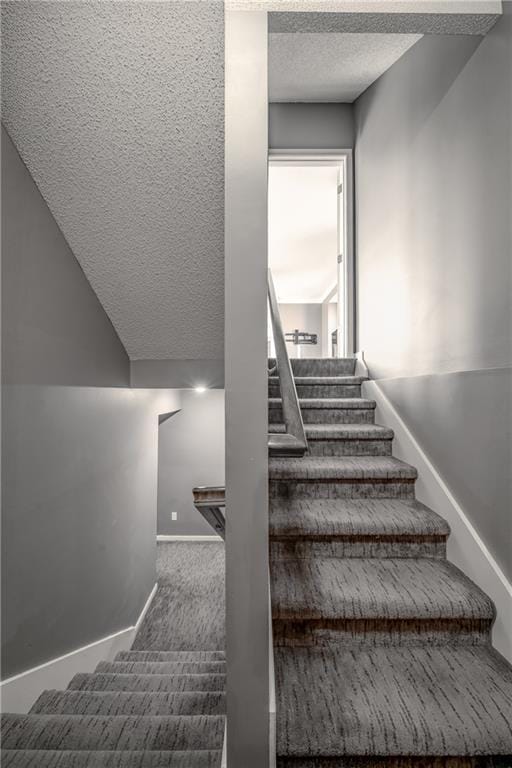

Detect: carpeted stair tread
269,456,418,481
271,558,494,622
115,651,225,662
269,424,394,439
269,498,449,539
275,645,512,757
0,714,224,751
30,690,225,716
269,358,356,376
269,397,376,410
269,375,366,385
96,661,225,675
68,673,225,693
1,750,223,767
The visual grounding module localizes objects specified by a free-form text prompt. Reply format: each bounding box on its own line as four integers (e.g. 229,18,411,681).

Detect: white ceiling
1,1,224,361
269,32,421,102
269,164,339,303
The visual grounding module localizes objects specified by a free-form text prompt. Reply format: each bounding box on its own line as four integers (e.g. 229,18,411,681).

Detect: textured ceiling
1,1,224,361
269,32,421,101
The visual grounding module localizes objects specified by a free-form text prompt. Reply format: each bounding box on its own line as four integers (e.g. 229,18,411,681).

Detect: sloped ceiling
269,32,421,101
1,1,224,361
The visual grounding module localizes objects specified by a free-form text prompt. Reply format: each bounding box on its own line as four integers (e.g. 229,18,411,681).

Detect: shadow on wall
355,34,483,151
157,389,225,537
1,127,183,679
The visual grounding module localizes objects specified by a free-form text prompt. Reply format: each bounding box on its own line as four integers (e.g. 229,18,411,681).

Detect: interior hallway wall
269,103,354,149
1,127,180,679
157,390,225,536
354,12,512,579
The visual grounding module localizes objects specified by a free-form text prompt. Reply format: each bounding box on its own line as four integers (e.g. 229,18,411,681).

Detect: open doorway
268,150,354,359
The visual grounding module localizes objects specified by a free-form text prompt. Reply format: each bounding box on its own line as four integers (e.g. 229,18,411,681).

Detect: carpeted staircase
2,643,225,763
269,357,512,768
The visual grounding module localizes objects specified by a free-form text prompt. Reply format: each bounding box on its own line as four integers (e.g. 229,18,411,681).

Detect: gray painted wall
354,13,512,579
1,128,179,678
269,102,354,149
158,390,225,536
131,359,224,389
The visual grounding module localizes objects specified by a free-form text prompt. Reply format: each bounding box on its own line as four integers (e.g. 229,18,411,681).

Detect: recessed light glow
194,386,206,394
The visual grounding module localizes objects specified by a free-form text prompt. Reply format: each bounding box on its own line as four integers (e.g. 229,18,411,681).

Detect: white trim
269,148,352,161
364,379,512,663
354,349,369,378
156,534,223,542
268,576,277,768
221,721,227,768
0,583,158,714
268,149,355,357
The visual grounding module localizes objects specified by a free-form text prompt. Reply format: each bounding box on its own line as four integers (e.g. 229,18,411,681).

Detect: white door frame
268,149,355,358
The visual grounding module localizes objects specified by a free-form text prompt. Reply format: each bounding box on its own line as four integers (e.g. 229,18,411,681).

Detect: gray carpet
270,498,449,560
1,753,223,768
269,423,394,456
275,646,512,757
269,358,512,764
133,543,225,652
1,714,224,751
31,690,225,716
2,543,226,765
269,397,376,425
68,671,226,693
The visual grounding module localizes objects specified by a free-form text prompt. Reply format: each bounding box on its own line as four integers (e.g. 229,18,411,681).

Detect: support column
225,9,270,767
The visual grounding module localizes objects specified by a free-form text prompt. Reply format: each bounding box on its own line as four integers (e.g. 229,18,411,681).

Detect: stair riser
269,408,375,424
269,385,362,398
30,691,226,716
272,619,493,648
269,538,447,560
0,716,225,751
306,439,392,457
270,359,356,376
270,480,416,501
1,752,224,768
116,651,225,662
96,661,225,675
275,757,510,767
68,674,226,693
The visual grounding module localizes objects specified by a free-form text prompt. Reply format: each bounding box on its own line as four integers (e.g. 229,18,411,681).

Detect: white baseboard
0,582,158,714
353,349,369,378
364,380,512,663
157,534,223,542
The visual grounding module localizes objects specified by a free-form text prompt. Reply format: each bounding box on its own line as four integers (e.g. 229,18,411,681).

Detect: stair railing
193,270,307,538
267,268,307,457
193,485,226,539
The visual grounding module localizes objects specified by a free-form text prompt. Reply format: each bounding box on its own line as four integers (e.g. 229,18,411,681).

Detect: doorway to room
268,151,354,359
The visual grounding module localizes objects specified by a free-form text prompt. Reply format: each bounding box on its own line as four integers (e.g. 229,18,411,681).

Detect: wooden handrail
193,272,307,536
193,486,226,539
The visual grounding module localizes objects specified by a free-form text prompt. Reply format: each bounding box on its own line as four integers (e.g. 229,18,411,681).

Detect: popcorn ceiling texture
1,1,224,360
269,32,421,102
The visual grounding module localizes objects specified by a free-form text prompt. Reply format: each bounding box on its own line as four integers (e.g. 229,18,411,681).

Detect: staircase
1,652,225,765
269,358,512,767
